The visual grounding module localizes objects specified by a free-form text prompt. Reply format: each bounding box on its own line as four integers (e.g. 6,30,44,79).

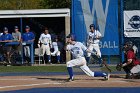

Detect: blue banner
72,0,119,55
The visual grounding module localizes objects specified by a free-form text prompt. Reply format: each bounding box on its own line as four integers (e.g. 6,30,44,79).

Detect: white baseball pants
41,44,50,56
66,57,94,77
87,44,101,57
24,46,30,57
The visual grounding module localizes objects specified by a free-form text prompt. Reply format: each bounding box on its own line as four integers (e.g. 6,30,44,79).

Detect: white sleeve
49,34,52,44
80,43,87,51
38,34,43,43
87,32,90,40
87,32,91,44
97,31,102,37
39,34,43,41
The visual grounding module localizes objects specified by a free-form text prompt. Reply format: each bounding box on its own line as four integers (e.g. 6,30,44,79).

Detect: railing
0,41,34,65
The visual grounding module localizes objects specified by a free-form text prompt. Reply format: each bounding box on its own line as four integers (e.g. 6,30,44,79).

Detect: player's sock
47,55,51,63
98,57,102,64
86,57,90,64
94,72,107,77
57,56,60,62
67,67,73,79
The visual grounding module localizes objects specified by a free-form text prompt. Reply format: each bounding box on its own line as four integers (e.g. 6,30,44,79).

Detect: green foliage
0,0,71,10
42,0,71,9
1,0,140,10
0,0,44,10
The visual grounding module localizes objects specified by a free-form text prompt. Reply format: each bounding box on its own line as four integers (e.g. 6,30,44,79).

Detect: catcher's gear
125,41,133,47
123,41,133,52
116,63,122,71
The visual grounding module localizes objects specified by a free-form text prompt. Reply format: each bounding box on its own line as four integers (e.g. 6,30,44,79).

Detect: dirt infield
1,74,140,92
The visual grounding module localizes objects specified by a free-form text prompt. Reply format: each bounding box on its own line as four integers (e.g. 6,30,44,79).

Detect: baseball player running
86,24,102,66
38,27,52,64
66,34,110,81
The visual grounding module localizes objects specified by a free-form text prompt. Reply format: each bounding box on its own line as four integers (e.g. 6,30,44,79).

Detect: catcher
116,41,140,79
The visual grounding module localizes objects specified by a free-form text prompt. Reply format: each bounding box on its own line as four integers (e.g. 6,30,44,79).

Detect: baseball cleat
48,60,52,64
104,73,110,80
67,77,74,82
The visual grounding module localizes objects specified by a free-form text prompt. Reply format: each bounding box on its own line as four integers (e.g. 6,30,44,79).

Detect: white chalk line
0,82,62,89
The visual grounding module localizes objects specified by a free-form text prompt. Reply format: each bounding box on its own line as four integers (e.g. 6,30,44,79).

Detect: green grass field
101,66,119,72
0,66,67,73
0,65,119,73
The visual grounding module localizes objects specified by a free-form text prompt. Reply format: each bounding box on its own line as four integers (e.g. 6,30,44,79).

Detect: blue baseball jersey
0,33,13,41
22,32,35,42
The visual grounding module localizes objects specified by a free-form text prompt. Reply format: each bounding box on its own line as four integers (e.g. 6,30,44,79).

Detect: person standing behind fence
38,27,52,64
12,26,21,55
22,26,35,63
0,27,13,64
12,26,21,42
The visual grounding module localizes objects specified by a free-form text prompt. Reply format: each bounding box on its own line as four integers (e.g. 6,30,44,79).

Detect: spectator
121,41,140,79
22,26,35,63
12,26,21,42
0,27,13,64
12,26,22,55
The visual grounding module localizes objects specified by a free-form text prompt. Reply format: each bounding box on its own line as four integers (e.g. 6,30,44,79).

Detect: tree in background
0,0,44,10
0,0,71,10
42,0,71,9
1,0,140,10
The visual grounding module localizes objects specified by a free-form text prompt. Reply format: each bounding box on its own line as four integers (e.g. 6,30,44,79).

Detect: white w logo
80,0,110,37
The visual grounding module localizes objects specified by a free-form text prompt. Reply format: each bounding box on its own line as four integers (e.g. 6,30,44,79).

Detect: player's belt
43,43,48,45
91,42,98,44
92,43,97,44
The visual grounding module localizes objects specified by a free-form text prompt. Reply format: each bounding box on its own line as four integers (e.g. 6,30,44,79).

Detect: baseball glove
116,63,122,71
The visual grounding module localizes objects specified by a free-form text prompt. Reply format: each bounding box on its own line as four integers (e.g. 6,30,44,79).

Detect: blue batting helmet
66,34,76,41
123,41,133,51
125,41,133,48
